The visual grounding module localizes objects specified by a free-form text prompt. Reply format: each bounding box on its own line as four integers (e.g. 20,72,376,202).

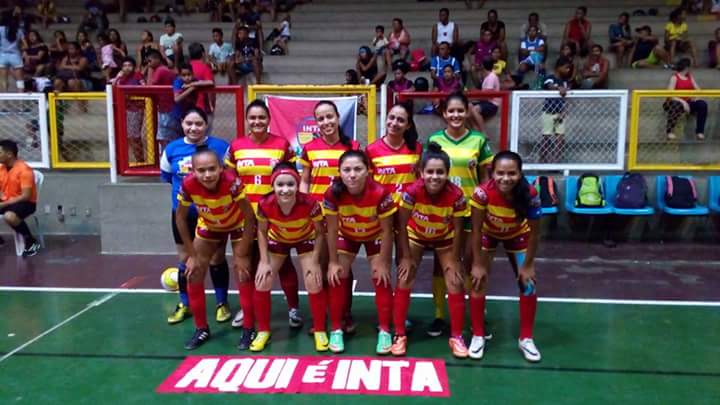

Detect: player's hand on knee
518,264,536,286
255,262,273,287
234,256,252,280
327,261,343,287
471,264,487,291
397,257,415,282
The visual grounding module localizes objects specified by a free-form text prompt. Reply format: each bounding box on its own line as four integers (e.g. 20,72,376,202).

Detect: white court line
0,292,116,364
1,286,719,307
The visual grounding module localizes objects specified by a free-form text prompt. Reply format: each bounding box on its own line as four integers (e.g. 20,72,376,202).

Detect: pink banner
157,355,450,397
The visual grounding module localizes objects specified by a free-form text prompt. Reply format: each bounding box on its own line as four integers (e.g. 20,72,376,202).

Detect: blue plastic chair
564,176,613,215
708,176,720,213
525,175,558,215
605,175,655,216
655,176,709,216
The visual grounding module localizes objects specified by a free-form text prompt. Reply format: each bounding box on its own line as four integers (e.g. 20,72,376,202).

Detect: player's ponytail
331,149,369,199
491,151,531,222
391,102,418,150
314,100,352,147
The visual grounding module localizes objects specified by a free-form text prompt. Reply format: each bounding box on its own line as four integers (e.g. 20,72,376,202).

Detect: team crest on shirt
473,187,488,204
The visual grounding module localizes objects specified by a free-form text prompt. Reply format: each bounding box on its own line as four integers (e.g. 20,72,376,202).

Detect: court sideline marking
1,286,719,307
0,292,117,364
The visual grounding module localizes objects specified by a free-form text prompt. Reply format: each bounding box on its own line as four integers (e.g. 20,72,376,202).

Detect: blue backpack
614,173,647,209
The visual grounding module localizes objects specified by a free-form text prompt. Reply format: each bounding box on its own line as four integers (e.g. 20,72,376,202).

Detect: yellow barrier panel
248,85,377,145
49,92,110,169
128,96,157,167
628,90,720,171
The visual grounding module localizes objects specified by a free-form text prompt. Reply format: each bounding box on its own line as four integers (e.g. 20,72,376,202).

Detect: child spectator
0,10,24,92
271,14,291,55
520,12,548,41
608,12,634,67
146,49,178,149
431,8,460,57
663,58,706,141
173,62,214,126
471,30,497,85
580,44,609,89
472,57,501,133
481,9,507,59
372,25,389,56
136,30,159,72
630,25,672,69
665,8,698,67
517,25,545,75
384,18,411,71
236,3,264,49
490,46,516,90
540,57,573,163
559,43,580,87
98,32,118,82
433,65,462,111
356,46,386,86
388,60,414,94
22,30,49,78
53,41,91,92
37,0,56,29
209,28,235,83
710,28,720,69
430,41,461,83
233,25,263,84
188,42,216,121
111,56,146,162
563,6,593,57
345,69,360,85
159,19,183,68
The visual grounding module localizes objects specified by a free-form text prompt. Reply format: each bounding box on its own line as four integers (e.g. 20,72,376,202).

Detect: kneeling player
251,163,328,352
175,148,256,350
395,143,469,358
469,151,542,362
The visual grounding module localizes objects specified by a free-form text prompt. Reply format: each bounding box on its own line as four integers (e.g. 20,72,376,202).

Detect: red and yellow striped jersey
323,178,397,241
297,137,360,202
366,137,421,202
224,134,294,211
178,170,247,231
257,192,323,244
469,179,542,240
399,179,468,242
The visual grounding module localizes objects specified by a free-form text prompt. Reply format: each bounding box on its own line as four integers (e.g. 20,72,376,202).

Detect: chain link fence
510,90,628,171
0,94,50,168
49,92,109,168
629,91,720,170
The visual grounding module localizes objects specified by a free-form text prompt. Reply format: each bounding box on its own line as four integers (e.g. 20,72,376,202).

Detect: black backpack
665,176,697,209
533,176,559,207
615,173,647,209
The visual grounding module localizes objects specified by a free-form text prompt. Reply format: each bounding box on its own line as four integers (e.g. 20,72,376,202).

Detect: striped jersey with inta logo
426,129,493,200
400,179,468,242
177,170,247,231
257,192,323,244
366,137,421,202
323,178,397,241
469,179,542,239
298,136,360,202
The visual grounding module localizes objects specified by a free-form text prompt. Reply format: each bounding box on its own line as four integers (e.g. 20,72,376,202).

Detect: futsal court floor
1,236,719,404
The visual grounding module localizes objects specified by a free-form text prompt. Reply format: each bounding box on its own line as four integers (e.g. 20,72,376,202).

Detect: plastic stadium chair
564,175,613,215
13,170,45,256
604,175,655,216
524,175,558,215
655,175,709,216
708,176,720,213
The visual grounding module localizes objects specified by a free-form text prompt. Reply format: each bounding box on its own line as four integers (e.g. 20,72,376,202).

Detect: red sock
344,268,354,317
373,279,393,332
392,288,411,335
254,289,271,332
447,292,466,337
188,281,208,330
328,278,348,331
308,289,327,332
279,258,299,310
519,294,538,339
238,281,255,329
470,295,486,337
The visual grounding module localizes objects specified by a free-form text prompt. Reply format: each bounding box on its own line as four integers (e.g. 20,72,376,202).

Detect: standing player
394,143,469,357
299,100,361,333
251,163,328,352
225,99,302,349
469,151,542,362
160,108,231,326
323,150,397,354
425,92,494,337
175,148,256,350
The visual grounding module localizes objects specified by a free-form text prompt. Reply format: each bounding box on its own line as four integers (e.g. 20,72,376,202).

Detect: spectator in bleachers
630,25,672,69
187,42,215,122
79,0,109,34
236,2,264,49
432,65,462,111
48,30,67,67
208,27,235,83
710,27,720,69
579,44,609,89
563,6,592,57
608,12,633,67
0,9,24,92
356,46,385,86
173,62,214,126
53,41,91,92
559,43,580,87
480,9,507,59
146,49,178,149
270,13,291,55
520,12,548,41
256,0,277,22
98,32,118,82
37,0,55,29
21,30,48,78
665,8,698,67
431,8,459,57
430,41,461,83
136,30,159,72
233,25,263,84
384,18,411,72
110,56,146,162
76,30,98,71
540,56,573,163
472,57,500,133
664,58,706,141
108,29,129,60
371,25,388,57
471,29,496,85
159,18,183,69
388,60,413,94
345,69,360,85
517,25,545,76
490,46,516,90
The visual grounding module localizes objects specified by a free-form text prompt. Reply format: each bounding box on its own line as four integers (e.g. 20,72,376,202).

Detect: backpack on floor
533,176,559,207
575,173,605,207
665,176,697,209
615,173,648,209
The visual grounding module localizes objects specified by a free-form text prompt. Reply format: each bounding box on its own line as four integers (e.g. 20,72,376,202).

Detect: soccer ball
161,267,179,292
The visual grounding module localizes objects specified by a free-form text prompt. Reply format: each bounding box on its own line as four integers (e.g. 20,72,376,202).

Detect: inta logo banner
157,355,450,397
265,95,359,156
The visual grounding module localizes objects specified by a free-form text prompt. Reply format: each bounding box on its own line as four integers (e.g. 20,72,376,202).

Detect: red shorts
268,238,316,256
195,223,244,242
409,237,453,251
337,234,382,257
481,232,529,253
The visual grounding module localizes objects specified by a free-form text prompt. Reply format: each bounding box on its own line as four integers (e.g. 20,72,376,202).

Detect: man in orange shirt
0,140,40,256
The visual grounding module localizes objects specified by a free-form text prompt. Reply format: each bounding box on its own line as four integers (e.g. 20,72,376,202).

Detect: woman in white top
431,8,459,56
0,10,24,92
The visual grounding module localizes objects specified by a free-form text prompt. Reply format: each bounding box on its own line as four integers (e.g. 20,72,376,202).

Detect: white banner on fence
0,93,50,168
510,90,628,171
